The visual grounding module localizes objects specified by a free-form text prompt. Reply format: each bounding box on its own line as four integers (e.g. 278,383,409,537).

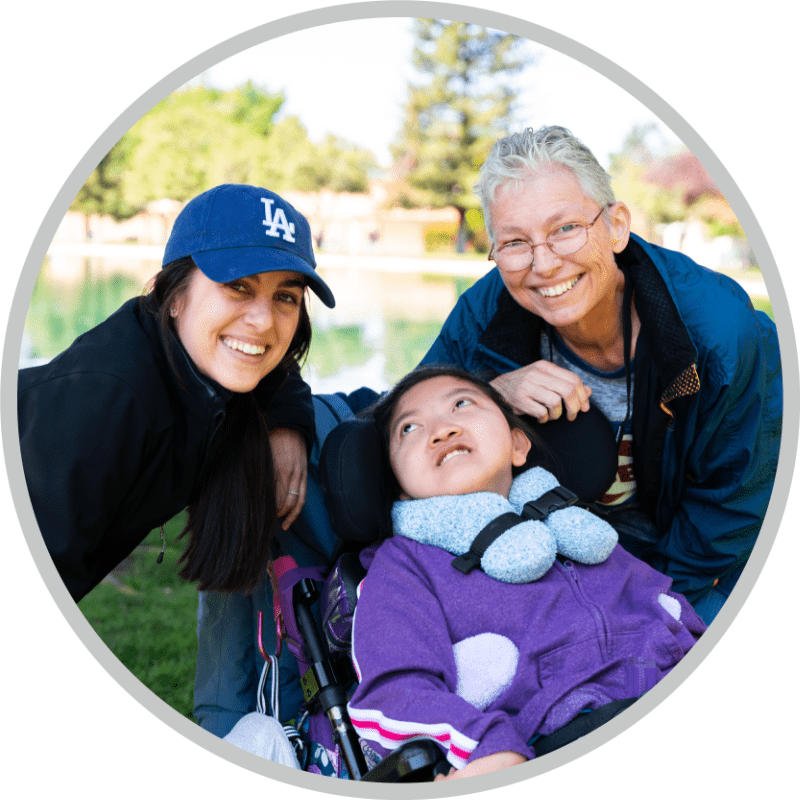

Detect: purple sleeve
347,540,533,769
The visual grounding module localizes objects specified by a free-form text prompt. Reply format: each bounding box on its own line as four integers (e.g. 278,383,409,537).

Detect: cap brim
192,246,336,308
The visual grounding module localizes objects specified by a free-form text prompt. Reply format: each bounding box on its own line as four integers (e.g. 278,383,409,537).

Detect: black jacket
17,298,315,602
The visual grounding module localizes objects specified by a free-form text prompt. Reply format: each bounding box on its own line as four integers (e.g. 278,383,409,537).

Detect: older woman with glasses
420,126,782,625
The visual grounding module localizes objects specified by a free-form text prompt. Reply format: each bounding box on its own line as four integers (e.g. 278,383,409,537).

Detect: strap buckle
450,485,578,576
521,485,578,521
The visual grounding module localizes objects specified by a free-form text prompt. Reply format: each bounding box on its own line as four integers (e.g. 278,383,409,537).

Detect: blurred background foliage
70,19,533,255
69,19,749,264
388,20,530,252
72,81,379,221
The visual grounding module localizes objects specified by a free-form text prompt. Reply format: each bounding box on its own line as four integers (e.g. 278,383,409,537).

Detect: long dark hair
368,364,545,535
142,256,312,593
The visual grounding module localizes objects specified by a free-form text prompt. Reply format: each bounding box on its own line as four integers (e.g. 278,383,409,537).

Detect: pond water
21,255,483,394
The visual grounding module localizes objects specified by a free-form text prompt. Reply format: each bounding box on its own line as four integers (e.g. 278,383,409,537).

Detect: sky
184,17,680,169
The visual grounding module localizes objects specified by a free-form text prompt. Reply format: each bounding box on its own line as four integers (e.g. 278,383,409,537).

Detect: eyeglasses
488,207,607,272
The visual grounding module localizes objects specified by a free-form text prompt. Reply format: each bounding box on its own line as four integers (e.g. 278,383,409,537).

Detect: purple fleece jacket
347,539,705,768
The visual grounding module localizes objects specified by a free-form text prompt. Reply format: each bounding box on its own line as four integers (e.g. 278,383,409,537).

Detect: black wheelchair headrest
527,404,618,503
317,417,387,544
317,403,618,545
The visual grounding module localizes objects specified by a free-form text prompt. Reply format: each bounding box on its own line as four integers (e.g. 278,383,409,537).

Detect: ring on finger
287,490,300,496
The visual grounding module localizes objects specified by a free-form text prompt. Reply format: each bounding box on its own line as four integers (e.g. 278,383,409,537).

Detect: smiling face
490,167,631,335
388,375,531,500
172,268,305,393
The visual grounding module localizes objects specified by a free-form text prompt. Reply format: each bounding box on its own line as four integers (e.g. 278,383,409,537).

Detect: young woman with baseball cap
18,184,335,603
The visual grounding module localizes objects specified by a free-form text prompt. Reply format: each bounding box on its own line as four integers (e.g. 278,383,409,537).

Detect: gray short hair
475,126,616,241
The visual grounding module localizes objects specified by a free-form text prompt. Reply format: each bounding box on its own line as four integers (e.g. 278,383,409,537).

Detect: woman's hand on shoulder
491,361,591,424
269,428,308,530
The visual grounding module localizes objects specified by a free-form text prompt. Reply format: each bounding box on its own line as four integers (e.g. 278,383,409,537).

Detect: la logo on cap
261,197,296,243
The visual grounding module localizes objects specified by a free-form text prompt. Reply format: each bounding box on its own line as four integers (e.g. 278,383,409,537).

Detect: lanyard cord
618,268,634,448
545,269,634,448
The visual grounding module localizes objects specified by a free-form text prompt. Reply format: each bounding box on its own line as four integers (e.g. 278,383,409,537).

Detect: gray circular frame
2,2,796,797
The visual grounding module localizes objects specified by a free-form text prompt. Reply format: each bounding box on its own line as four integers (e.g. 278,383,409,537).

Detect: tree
316,134,378,193
391,19,531,251
226,80,284,137
71,82,378,221
71,134,140,236
259,116,326,192
121,85,271,206
607,124,688,238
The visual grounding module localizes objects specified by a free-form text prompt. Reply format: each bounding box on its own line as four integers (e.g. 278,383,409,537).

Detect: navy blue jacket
421,234,782,603
17,297,315,602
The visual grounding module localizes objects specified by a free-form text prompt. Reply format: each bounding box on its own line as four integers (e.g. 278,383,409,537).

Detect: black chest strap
451,486,578,575
451,512,520,575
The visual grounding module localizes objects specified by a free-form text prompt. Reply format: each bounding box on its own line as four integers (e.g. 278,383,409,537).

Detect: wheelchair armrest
361,740,450,783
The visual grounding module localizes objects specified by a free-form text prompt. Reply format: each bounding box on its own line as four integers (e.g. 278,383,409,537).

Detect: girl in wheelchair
346,365,706,781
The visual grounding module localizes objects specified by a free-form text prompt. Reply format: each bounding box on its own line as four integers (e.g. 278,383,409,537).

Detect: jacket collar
480,288,544,367
619,237,698,392
133,299,233,422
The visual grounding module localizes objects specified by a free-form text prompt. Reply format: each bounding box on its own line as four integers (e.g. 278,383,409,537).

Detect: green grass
78,511,199,720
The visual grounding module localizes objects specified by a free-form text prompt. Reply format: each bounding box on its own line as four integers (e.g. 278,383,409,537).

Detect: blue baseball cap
163,184,335,308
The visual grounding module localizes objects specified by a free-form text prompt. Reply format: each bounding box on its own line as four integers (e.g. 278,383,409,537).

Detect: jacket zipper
560,560,610,660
